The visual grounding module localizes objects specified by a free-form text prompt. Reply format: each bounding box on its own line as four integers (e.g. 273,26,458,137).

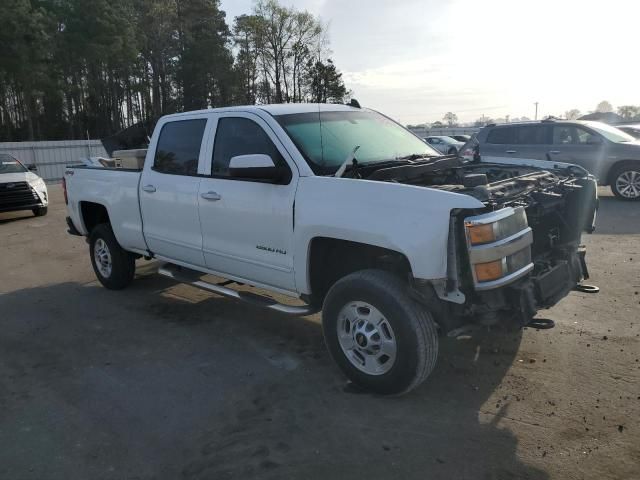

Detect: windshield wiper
335,145,360,178
397,153,436,161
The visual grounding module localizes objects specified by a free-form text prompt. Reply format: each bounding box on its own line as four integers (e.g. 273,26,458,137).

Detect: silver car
423,136,464,155
617,124,640,140
475,120,640,199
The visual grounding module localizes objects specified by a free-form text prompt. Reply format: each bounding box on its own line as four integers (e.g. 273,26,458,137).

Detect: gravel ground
0,185,638,480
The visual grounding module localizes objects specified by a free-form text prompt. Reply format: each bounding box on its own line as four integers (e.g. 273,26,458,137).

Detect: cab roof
161,103,361,120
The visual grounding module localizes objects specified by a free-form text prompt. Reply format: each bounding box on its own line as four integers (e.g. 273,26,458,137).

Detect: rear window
153,119,207,175
486,125,547,144
486,127,515,144
514,125,547,144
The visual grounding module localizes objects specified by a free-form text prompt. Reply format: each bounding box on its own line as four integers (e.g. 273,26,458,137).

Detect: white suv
0,154,48,216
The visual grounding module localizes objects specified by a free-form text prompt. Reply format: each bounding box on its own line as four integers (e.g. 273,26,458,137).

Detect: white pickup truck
64,104,597,395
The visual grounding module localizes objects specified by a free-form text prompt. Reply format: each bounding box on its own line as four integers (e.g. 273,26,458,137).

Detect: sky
220,0,640,125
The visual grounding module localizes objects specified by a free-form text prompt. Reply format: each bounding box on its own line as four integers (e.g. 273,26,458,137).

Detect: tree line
0,0,349,142
410,100,640,130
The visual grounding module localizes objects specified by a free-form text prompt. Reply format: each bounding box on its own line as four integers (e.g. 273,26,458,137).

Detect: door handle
505,150,517,154
142,184,156,193
549,150,560,154
201,191,221,201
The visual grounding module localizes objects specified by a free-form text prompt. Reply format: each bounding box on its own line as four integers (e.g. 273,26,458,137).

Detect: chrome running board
158,263,319,316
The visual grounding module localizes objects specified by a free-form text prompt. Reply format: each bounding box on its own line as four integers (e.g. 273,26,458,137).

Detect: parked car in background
448,134,471,142
617,124,640,140
459,134,479,162
0,154,48,216
475,120,640,200
424,135,464,155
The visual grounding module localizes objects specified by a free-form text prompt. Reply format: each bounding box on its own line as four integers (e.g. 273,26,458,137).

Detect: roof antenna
349,99,361,109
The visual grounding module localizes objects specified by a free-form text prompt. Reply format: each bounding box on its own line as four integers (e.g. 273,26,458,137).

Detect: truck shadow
0,276,548,480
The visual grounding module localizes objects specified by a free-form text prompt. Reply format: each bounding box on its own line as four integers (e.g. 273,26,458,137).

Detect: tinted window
154,119,206,175
514,125,547,144
486,127,515,144
212,117,285,176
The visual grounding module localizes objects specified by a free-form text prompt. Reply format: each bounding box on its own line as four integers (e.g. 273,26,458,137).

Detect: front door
548,125,605,178
139,117,209,266
197,113,297,291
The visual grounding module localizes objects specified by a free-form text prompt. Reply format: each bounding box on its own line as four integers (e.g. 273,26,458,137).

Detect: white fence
0,140,107,182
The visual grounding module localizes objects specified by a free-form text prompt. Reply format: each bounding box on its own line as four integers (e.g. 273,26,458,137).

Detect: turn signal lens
466,223,496,245
475,260,504,282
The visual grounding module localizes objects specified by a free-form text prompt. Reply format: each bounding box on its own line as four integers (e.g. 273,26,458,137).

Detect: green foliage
0,0,349,141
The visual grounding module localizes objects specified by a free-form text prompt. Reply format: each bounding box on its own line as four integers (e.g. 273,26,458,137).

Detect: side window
486,127,515,144
154,119,206,175
553,125,596,145
553,125,575,144
575,127,598,145
514,125,546,144
212,117,286,176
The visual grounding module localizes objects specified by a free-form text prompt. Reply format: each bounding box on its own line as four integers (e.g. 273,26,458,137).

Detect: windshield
584,121,636,143
0,154,28,174
275,110,440,175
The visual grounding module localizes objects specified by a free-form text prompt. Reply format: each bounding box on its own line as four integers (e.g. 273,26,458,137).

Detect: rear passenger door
481,126,517,157
197,113,298,292
139,116,209,266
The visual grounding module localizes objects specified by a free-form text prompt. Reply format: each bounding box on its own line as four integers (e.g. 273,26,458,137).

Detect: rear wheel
89,223,136,290
322,269,438,395
447,147,457,155
32,206,48,216
611,163,640,200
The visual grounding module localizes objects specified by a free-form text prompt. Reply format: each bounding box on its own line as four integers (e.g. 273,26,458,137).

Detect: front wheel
611,163,640,200
322,270,438,395
32,206,48,216
447,147,457,155
89,223,136,290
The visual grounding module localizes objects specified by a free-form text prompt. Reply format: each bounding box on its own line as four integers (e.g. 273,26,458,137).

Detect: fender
292,176,484,293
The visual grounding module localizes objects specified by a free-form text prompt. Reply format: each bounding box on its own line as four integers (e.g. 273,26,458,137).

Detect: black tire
447,147,457,155
322,269,438,395
32,206,48,216
610,162,640,200
89,223,136,290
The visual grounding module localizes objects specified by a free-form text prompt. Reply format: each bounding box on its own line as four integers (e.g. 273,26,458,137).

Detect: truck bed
65,166,148,253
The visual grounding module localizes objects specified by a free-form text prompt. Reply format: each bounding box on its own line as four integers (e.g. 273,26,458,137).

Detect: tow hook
526,318,555,329
574,284,600,294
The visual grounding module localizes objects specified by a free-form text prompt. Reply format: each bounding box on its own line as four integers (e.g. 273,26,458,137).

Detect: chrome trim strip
474,263,534,291
464,207,517,226
469,228,533,264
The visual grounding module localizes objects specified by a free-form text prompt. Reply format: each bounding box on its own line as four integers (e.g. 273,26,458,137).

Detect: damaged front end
410,161,598,330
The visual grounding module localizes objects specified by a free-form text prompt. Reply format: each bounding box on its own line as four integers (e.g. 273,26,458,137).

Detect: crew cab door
139,116,209,266
197,113,298,291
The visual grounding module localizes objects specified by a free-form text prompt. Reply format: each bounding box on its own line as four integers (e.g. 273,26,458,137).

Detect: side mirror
587,136,603,145
28,164,38,171
229,154,282,181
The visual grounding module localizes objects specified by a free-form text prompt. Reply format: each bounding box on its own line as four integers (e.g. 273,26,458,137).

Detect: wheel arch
305,236,412,306
80,201,111,234
606,159,640,185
